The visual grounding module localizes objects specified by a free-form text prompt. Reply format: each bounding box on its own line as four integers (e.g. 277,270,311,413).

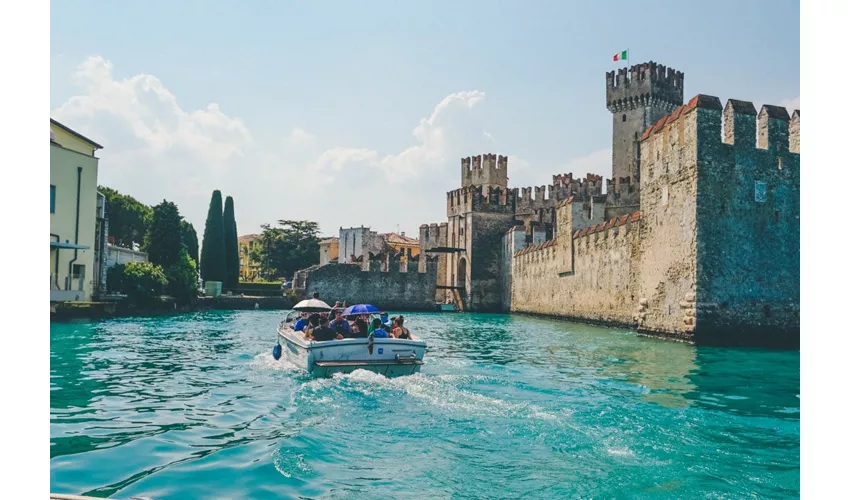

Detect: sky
49,0,800,240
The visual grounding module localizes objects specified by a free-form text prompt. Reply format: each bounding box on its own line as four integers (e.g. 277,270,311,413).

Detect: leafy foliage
138,199,200,305
99,186,152,248
250,220,321,280
180,220,200,266
143,200,183,269
107,261,168,306
200,190,226,283
165,248,199,305
223,196,239,291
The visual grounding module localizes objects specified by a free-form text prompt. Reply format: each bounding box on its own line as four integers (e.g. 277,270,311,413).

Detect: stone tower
606,62,684,185
446,154,515,312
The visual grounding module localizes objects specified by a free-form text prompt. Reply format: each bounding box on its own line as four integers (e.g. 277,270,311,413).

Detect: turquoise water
50,311,800,499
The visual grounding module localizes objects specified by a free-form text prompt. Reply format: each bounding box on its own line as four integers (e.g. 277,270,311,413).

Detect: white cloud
558,149,612,178
51,57,493,238
52,56,618,241
310,90,488,183
289,127,316,145
506,149,611,190
779,96,800,111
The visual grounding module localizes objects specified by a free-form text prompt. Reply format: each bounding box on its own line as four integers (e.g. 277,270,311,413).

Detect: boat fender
272,341,282,360
368,333,374,355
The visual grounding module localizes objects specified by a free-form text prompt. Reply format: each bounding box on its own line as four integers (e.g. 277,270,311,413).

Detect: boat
274,300,427,377
439,303,457,312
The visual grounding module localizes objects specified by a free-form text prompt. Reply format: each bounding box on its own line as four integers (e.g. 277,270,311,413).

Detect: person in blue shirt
380,312,390,327
371,318,390,338
294,313,308,332
329,311,352,335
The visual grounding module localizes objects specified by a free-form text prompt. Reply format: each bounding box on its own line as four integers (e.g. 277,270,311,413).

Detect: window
72,264,85,279
50,185,56,213
622,114,627,122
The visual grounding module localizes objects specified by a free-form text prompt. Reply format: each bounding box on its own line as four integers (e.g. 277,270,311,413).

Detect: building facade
319,237,339,266
105,244,148,269
50,119,106,303
338,226,385,263
237,234,261,281
381,232,419,259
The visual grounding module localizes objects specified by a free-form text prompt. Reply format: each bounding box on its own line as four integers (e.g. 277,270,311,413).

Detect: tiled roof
381,232,419,245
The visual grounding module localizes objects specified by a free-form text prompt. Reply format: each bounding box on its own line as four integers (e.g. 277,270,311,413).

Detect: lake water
50,311,800,499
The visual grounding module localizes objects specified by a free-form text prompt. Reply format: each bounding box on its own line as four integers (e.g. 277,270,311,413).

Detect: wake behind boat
273,298,427,377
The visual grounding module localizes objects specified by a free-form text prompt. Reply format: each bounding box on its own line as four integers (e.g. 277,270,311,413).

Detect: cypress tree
200,190,226,283
223,196,240,290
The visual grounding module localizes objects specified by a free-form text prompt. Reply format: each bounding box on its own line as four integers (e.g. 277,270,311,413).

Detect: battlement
447,184,514,216
514,173,604,209
357,251,438,274
606,61,685,112
641,94,800,155
419,221,448,250
514,238,557,259
573,212,640,240
461,153,509,188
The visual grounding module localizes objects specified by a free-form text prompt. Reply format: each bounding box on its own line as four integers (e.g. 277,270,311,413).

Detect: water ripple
51,310,799,499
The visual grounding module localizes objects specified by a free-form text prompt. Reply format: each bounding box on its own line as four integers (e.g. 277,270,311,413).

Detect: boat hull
277,323,427,378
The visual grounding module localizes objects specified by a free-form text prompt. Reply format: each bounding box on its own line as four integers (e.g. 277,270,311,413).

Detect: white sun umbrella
292,298,332,312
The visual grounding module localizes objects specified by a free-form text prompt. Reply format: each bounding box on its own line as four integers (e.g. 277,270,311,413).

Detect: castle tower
606,61,684,184
446,154,516,312
461,153,508,189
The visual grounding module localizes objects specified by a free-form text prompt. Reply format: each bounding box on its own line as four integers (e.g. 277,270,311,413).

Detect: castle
299,60,800,347
418,61,800,347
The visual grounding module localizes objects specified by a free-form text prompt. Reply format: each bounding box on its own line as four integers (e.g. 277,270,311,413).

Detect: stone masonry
505,92,799,347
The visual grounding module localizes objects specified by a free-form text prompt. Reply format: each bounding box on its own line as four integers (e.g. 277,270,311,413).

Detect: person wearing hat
329,301,344,319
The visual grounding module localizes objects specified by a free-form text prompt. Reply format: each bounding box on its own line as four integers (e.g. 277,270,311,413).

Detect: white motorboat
274,301,427,378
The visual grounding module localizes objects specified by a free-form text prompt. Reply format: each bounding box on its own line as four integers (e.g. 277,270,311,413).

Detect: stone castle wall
634,96,703,339
303,257,438,311
505,94,800,347
695,99,800,344
508,201,641,325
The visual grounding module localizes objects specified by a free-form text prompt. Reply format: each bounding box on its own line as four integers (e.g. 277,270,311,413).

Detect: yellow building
50,119,106,302
238,234,261,281
381,232,420,258
319,237,339,266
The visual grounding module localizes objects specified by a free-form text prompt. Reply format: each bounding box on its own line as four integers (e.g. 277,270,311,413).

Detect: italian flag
613,50,628,62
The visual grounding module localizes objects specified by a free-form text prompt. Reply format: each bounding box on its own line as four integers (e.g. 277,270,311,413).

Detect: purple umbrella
342,304,381,317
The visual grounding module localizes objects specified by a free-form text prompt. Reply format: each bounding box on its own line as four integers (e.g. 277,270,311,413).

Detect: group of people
293,301,411,342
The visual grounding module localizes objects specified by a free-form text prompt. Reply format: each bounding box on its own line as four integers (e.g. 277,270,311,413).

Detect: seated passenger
329,311,352,335
380,312,390,327
348,318,369,339
304,314,320,338
312,317,343,342
293,313,309,332
371,318,390,338
393,316,411,339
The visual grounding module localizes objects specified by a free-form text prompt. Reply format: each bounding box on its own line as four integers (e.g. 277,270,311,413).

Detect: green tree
107,261,168,307
99,186,152,248
180,220,200,266
250,220,321,279
141,200,200,305
143,200,183,269
165,248,199,305
200,190,226,283
223,196,239,290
